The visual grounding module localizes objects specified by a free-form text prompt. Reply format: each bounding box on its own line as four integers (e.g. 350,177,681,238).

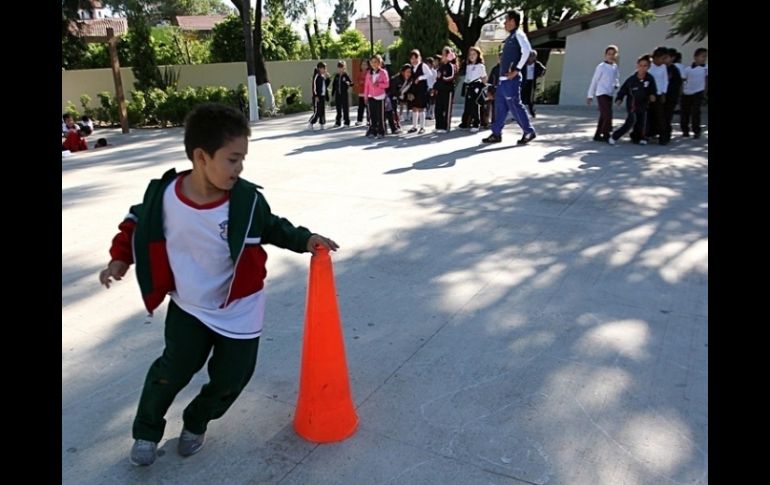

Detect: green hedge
67,84,309,128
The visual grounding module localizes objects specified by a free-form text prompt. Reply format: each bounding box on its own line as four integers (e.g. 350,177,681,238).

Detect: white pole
248,75,259,122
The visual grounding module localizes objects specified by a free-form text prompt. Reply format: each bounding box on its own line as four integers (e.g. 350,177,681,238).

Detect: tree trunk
252,0,269,85
252,0,274,112
305,24,317,59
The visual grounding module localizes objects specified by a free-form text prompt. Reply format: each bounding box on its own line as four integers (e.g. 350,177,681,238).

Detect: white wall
355,16,397,49
559,3,708,106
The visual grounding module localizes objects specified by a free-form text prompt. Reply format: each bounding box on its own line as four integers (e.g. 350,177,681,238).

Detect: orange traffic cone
293,245,358,443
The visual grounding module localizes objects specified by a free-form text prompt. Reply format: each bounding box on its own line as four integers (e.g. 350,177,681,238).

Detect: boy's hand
649,95,657,103
307,234,339,254
586,97,593,106
99,260,129,288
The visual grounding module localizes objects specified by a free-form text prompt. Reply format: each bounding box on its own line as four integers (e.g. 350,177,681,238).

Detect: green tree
390,1,666,65
332,0,356,34
210,14,243,62
398,0,448,65
62,0,89,70
125,0,163,90
211,11,299,62
667,0,707,43
156,0,232,21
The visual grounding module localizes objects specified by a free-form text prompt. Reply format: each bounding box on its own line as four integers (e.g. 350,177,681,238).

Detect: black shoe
693,133,701,139
333,123,341,127
593,134,604,142
517,132,537,145
482,134,502,143
530,112,536,118
682,132,690,137
458,124,469,129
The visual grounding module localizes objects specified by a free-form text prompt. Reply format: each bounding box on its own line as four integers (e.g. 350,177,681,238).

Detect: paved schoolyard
62,106,708,484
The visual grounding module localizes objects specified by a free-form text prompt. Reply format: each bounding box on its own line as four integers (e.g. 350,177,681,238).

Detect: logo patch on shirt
219,220,228,241
643,81,649,88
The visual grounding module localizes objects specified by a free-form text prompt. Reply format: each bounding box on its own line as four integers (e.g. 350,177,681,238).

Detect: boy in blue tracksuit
482,10,536,145
609,55,658,145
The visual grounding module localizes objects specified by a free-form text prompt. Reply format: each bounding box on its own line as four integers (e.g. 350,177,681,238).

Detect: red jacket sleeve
109,217,136,264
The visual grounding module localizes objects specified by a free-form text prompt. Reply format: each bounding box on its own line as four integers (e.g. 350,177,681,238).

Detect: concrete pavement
62,106,708,484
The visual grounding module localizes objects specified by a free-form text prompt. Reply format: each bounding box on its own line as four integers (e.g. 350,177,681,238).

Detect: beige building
355,7,401,50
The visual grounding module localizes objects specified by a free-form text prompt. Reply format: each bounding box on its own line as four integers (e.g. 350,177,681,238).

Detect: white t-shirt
163,175,265,339
587,62,619,98
526,64,535,80
649,63,668,95
683,64,708,95
465,63,487,83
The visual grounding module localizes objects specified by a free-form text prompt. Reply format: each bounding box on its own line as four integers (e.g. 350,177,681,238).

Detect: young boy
308,62,329,130
521,50,546,118
331,60,353,127
587,45,620,142
609,55,658,146
62,124,91,152
62,112,80,135
647,46,670,144
681,47,708,138
98,103,338,467
664,47,683,141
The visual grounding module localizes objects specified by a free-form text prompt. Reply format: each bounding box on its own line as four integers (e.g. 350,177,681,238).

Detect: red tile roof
69,18,128,39
174,15,228,31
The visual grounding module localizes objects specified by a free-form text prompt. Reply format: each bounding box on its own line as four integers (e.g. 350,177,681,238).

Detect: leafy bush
537,81,561,105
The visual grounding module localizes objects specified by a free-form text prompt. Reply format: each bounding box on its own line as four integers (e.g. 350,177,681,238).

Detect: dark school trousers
132,300,260,442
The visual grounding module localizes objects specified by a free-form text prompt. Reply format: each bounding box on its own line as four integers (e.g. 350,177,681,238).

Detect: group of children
308,45,547,140
62,113,109,152
587,45,708,146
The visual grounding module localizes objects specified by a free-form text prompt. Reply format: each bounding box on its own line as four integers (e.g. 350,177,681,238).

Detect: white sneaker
639,139,647,145
608,137,616,145
319,125,325,130
435,129,447,134
470,127,479,133
308,123,314,131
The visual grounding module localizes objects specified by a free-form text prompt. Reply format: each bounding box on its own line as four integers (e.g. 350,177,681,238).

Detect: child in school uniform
331,60,353,127
434,46,458,133
355,60,371,126
363,54,390,139
407,50,431,134
587,45,620,142
609,55,658,146
647,46,670,144
459,46,487,132
521,51,546,118
308,62,329,130
681,47,708,138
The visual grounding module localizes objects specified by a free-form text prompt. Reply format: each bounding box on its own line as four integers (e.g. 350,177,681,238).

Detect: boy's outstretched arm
99,260,129,288
307,234,340,254
99,208,139,288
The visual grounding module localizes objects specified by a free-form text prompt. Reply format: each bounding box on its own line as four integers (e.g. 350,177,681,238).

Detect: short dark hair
63,113,72,120
81,115,91,122
79,124,93,136
400,63,412,73
337,60,346,68
605,45,618,55
652,46,669,58
409,49,421,59
637,54,652,65
317,61,327,69
95,138,108,147
694,47,708,57
506,11,521,27
183,103,250,161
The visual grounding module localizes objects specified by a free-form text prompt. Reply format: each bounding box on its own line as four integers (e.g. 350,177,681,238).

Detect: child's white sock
411,112,417,129
419,111,425,129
